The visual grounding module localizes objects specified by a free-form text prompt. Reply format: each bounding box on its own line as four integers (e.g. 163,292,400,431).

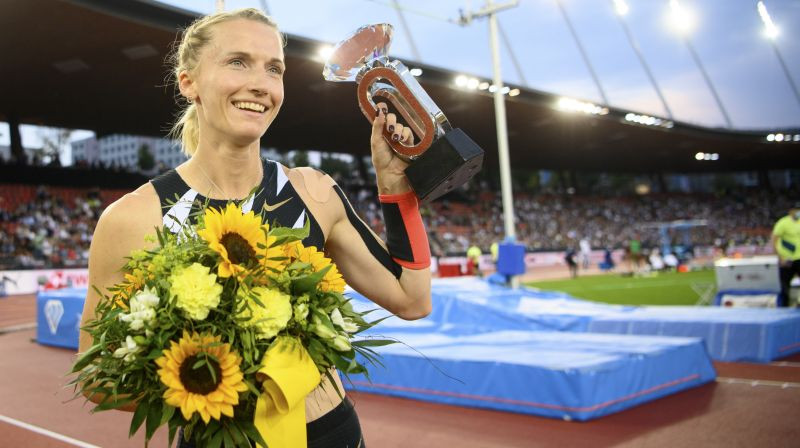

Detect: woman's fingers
401,127,414,145
373,102,414,145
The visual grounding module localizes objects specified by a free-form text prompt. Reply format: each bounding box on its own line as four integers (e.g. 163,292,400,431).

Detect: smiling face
179,19,285,148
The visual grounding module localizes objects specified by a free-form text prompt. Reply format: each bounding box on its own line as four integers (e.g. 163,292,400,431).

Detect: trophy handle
357,67,435,160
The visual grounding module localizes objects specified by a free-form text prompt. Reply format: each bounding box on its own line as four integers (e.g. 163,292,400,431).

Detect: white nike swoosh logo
263,197,292,212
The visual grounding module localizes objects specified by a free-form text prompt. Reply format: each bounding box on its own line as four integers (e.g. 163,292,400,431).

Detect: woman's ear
178,70,197,102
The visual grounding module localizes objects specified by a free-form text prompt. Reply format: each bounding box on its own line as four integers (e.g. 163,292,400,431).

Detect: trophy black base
404,128,484,203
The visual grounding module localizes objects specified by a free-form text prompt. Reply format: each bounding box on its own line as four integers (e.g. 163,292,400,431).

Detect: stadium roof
1,0,798,172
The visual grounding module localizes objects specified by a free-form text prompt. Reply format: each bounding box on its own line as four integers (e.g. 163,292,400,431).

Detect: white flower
311,315,337,339
119,287,160,331
330,334,352,352
131,287,160,310
112,336,142,363
330,308,359,334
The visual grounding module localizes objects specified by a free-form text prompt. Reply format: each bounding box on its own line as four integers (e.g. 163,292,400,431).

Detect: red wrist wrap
379,190,431,269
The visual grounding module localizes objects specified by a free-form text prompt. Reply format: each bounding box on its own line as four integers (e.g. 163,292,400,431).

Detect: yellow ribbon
255,337,321,448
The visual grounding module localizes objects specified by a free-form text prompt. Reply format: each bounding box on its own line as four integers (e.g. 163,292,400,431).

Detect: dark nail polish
375,108,381,117
388,125,394,132
382,107,388,115
392,134,400,142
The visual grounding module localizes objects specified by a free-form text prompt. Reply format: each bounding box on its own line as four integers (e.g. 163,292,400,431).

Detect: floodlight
455,75,468,87
410,68,423,76
668,0,695,36
757,1,779,40
766,133,775,141
775,134,785,141
695,152,704,160
613,0,629,17
508,88,520,96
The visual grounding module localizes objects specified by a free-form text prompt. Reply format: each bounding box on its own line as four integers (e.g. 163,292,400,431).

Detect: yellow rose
169,263,222,320
237,287,292,339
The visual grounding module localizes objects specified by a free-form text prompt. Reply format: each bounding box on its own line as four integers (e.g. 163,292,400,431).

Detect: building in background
71,134,185,171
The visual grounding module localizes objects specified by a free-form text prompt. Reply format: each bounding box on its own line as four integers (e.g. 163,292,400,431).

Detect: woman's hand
371,102,415,195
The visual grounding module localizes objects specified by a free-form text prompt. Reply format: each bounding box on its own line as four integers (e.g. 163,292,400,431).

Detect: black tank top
150,159,325,249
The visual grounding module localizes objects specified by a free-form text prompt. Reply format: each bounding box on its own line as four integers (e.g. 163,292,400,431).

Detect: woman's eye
229,59,245,67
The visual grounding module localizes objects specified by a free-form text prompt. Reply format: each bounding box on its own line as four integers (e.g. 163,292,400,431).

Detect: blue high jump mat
346,287,716,421
388,277,800,363
345,329,715,421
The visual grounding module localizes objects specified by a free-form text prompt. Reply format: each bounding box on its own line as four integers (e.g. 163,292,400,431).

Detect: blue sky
160,0,800,131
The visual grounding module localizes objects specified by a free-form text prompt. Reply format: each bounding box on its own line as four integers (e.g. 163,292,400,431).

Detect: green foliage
137,143,156,171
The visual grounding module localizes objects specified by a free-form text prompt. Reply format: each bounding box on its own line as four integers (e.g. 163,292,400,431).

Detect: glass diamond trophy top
322,24,393,82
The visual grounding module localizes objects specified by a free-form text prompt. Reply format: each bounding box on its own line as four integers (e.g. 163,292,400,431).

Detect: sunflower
197,203,267,278
288,243,346,293
155,331,248,423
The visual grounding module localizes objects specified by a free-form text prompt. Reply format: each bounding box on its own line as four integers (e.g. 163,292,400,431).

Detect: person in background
467,243,482,276
565,247,578,279
579,237,591,270
772,201,800,307
490,241,499,265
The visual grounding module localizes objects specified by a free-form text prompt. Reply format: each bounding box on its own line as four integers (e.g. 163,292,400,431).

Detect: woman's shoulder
95,182,162,239
286,165,338,203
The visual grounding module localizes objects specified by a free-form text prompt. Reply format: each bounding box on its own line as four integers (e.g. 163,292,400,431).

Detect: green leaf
222,428,235,448
209,428,224,448
93,395,136,412
168,423,179,447
71,344,102,372
240,421,267,448
160,404,175,425
128,401,148,437
269,219,310,242
145,399,163,440
291,265,331,295
352,339,396,347
227,422,247,446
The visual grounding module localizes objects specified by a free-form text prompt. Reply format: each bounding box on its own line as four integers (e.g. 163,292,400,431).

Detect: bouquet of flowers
70,202,391,447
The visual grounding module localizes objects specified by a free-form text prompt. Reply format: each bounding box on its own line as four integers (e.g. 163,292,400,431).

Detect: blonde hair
168,8,284,156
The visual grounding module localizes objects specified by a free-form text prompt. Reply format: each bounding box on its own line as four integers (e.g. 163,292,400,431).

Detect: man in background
772,202,800,307
467,243,482,277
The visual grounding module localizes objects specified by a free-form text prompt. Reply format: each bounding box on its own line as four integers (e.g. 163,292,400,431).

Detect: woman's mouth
232,101,266,114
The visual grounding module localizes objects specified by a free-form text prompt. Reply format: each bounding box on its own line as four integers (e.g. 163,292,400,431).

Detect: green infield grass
524,269,717,306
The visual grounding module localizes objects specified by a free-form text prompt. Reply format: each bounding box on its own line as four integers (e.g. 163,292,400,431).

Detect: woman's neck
186,139,263,200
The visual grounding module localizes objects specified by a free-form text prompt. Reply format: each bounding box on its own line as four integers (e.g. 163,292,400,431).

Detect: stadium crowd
0,182,795,269
423,190,794,256
0,186,102,270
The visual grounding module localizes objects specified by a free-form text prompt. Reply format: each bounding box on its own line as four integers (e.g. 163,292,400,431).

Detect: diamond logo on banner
44,300,64,335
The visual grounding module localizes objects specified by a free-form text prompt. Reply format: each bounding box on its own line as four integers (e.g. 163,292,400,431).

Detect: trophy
323,23,484,202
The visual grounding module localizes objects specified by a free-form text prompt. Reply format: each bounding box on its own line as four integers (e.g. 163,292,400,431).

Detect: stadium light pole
612,0,674,120
555,0,609,106
758,1,800,108
668,0,733,128
459,0,519,271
